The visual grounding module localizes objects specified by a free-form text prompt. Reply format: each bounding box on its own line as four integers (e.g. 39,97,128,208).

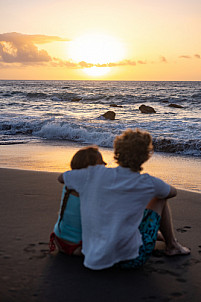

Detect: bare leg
160,201,190,255
146,198,190,256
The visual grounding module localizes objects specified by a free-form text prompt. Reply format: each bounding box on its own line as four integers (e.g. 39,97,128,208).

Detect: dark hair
114,128,153,172
58,146,103,231
70,146,102,169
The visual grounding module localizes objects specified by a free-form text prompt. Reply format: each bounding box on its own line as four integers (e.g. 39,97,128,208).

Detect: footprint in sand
181,258,201,268
176,277,187,283
23,242,49,259
154,260,165,265
176,226,191,233
142,295,158,300
170,292,184,298
23,244,36,253
0,249,5,256
152,250,164,257
38,242,48,245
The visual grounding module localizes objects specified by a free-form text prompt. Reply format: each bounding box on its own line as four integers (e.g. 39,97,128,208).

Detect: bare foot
73,246,82,256
165,241,191,256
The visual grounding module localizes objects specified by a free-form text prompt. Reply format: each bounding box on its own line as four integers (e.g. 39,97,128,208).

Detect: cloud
52,58,94,68
179,54,201,60
160,56,167,63
87,60,136,68
194,54,201,59
0,32,67,45
179,55,191,59
0,32,68,64
96,60,136,67
119,60,136,66
51,58,136,69
137,60,147,64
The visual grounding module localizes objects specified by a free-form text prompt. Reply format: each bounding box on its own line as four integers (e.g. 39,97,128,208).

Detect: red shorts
49,232,82,255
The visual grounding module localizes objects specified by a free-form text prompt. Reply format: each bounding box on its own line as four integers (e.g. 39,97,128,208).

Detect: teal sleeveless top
54,186,82,243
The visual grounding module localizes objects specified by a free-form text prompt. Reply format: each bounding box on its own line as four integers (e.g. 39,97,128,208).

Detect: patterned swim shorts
115,209,161,269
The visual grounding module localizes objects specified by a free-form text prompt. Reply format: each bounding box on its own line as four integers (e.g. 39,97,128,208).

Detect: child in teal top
49,146,106,256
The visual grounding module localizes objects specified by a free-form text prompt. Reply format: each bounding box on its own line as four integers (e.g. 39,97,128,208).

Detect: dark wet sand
0,168,201,302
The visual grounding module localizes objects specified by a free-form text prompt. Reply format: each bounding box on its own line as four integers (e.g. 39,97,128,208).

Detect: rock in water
139,104,156,114
71,97,82,102
101,111,116,120
168,103,183,108
110,103,123,108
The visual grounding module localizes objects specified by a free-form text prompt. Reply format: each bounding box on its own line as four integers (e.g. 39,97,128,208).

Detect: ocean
0,80,201,157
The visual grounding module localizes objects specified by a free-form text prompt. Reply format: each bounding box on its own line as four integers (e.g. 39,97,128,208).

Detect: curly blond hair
114,128,153,172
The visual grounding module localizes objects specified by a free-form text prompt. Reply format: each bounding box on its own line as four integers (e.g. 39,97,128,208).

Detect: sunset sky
0,0,201,81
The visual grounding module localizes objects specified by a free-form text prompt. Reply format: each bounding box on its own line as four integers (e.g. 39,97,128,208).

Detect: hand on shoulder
58,173,64,183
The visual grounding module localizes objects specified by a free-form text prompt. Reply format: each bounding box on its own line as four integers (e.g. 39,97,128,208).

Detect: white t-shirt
63,165,170,270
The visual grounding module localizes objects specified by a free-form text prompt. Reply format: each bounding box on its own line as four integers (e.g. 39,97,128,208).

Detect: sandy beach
0,167,201,302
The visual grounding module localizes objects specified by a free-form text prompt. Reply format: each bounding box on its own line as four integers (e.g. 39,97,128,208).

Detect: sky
0,0,201,81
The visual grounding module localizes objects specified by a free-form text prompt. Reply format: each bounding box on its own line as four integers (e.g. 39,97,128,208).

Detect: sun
83,66,111,77
68,33,125,76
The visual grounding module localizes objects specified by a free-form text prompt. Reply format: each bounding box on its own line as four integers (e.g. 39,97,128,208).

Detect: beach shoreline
1,141,201,193
0,167,201,302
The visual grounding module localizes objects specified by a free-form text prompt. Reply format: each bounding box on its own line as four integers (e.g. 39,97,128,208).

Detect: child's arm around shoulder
58,173,64,184
58,168,88,193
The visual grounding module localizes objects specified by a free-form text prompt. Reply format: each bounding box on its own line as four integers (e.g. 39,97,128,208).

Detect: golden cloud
194,54,201,59
0,32,68,64
179,55,191,59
